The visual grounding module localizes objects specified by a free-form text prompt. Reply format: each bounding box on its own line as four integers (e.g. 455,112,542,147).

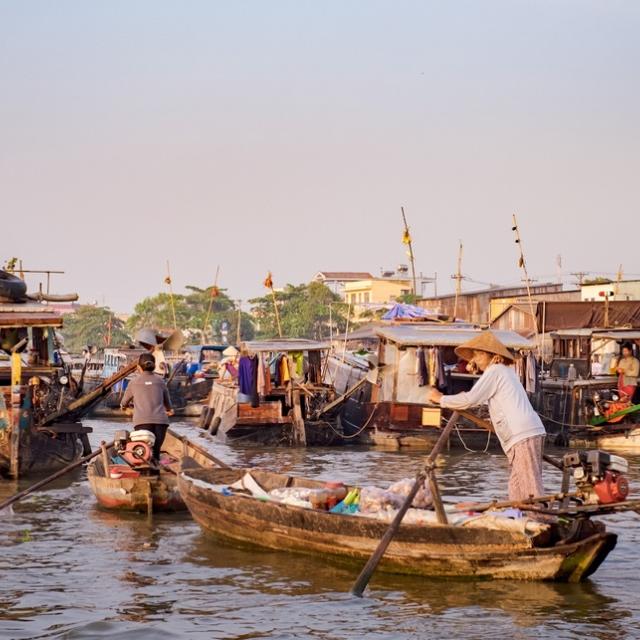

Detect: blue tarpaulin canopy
381,303,435,321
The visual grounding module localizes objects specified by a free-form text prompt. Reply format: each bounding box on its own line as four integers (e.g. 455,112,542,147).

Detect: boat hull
178,468,617,582
569,426,640,452
88,464,185,513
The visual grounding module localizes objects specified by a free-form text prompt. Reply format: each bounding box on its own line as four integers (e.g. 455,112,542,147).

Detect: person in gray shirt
120,352,174,459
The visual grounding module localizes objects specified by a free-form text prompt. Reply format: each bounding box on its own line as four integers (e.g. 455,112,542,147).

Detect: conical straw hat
454,330,517,363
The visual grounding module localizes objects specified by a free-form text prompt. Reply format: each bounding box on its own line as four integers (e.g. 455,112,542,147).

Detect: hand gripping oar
0,440,114,511
351,411,460,597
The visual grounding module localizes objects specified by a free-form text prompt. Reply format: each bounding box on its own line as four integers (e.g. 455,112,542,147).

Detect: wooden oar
351,411,460,597
0,440,114,511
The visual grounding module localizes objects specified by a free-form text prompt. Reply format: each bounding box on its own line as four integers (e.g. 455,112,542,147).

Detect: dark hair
621,342,634,352
138,352,156,372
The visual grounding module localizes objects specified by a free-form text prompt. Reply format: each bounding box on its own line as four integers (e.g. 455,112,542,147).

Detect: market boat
338,325,535,450
178,461,620,582
200,339,341,446
0,288,136,478
534,329,640,451
87,423,227,513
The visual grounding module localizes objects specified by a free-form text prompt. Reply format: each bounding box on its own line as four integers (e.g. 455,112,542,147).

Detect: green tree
61,306,131,353
126,285,255,344
250,282,346,339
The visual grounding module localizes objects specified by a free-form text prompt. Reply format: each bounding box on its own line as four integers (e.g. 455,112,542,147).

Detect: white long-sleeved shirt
440,363,545,452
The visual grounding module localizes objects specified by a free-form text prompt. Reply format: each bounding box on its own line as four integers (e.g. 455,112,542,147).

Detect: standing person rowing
428,331,546,501
120,353,174,461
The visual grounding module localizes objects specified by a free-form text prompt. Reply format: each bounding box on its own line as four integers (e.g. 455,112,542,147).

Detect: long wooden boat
178,465,617,582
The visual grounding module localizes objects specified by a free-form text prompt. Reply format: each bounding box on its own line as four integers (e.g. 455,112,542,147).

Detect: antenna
571,271,588,287
400,207,417,297
556,254,562,284
511,214,538,340
615,264,623,297
452,241,463,319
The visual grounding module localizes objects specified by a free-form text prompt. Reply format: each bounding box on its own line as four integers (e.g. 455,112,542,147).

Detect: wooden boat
0,301,135,478
87,424,228,513
535,329,640,451
338,325,534,450
88,454,184,513
178,464,617,582
200,339,341,446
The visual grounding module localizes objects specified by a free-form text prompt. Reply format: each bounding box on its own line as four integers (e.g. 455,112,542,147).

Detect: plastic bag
387,477,433,509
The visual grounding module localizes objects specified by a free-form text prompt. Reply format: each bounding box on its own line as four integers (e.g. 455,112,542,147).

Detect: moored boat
178,464,618,582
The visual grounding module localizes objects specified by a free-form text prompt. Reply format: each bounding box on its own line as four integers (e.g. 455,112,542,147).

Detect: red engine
121,441,153,466
593,470,629,504
564,450,630,505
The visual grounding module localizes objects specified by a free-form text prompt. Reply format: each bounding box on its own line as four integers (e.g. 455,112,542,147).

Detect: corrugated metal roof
375,325,534,349
242,339,330,353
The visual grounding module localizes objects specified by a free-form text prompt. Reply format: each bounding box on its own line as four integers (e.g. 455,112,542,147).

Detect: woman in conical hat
429,330,546,501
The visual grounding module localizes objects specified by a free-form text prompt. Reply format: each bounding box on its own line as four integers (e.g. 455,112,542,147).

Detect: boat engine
114,429,155,466
563,450,630,505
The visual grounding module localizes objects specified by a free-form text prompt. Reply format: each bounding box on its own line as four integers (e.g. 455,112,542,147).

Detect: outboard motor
563,450,630,505
114,429,155,466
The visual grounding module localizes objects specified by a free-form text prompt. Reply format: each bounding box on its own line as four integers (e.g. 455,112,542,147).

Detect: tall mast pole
452,241,463,320
401,207,417,297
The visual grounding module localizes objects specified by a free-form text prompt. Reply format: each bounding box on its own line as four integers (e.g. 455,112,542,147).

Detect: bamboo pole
201,265,220,344
165,260,178,330
401,207,417,297
512,214,539,342
452,241,463,319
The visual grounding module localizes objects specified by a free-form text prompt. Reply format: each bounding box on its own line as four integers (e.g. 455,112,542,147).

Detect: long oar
351,411,460,597
0,440,114,511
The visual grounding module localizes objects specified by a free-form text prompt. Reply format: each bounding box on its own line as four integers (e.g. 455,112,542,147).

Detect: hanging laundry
249,355,260,408
435,347,446,390
274,354,283,386
263,355,272,395
525,354,538,394
238,356,254,396
291,352,304,377
280,355,291,383
428,348,437,387
257,354,266,396
417,347,428,387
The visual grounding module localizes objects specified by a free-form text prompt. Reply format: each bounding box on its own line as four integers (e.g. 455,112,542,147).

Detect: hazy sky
2,1,639,312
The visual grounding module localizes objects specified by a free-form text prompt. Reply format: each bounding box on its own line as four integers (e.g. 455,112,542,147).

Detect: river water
1,419,639,639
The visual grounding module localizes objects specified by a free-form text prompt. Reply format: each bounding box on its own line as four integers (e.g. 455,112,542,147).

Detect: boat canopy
375,325,534,350
241,339,330,353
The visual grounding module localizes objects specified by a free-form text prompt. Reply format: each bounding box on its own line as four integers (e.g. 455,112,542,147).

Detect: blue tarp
382,303,434,320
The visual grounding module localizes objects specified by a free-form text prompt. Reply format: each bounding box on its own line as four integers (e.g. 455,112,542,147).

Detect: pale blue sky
1,1,639,311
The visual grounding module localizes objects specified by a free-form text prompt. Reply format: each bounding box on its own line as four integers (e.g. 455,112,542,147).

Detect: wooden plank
36,423,93,434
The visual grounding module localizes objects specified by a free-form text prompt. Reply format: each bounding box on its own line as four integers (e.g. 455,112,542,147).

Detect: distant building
419,283,568,324
312,271,374,297
343,278,412,307
581,279,640,302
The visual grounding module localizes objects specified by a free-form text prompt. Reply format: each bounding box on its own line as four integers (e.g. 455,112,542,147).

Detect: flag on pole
164,276,172,285
263,272,273,289
402,230,411,245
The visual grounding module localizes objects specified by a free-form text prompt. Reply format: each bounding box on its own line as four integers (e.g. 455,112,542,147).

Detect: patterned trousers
506,435,545,501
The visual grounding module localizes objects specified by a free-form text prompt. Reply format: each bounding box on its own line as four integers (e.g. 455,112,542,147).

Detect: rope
454,424,492,453
314,403,380,440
